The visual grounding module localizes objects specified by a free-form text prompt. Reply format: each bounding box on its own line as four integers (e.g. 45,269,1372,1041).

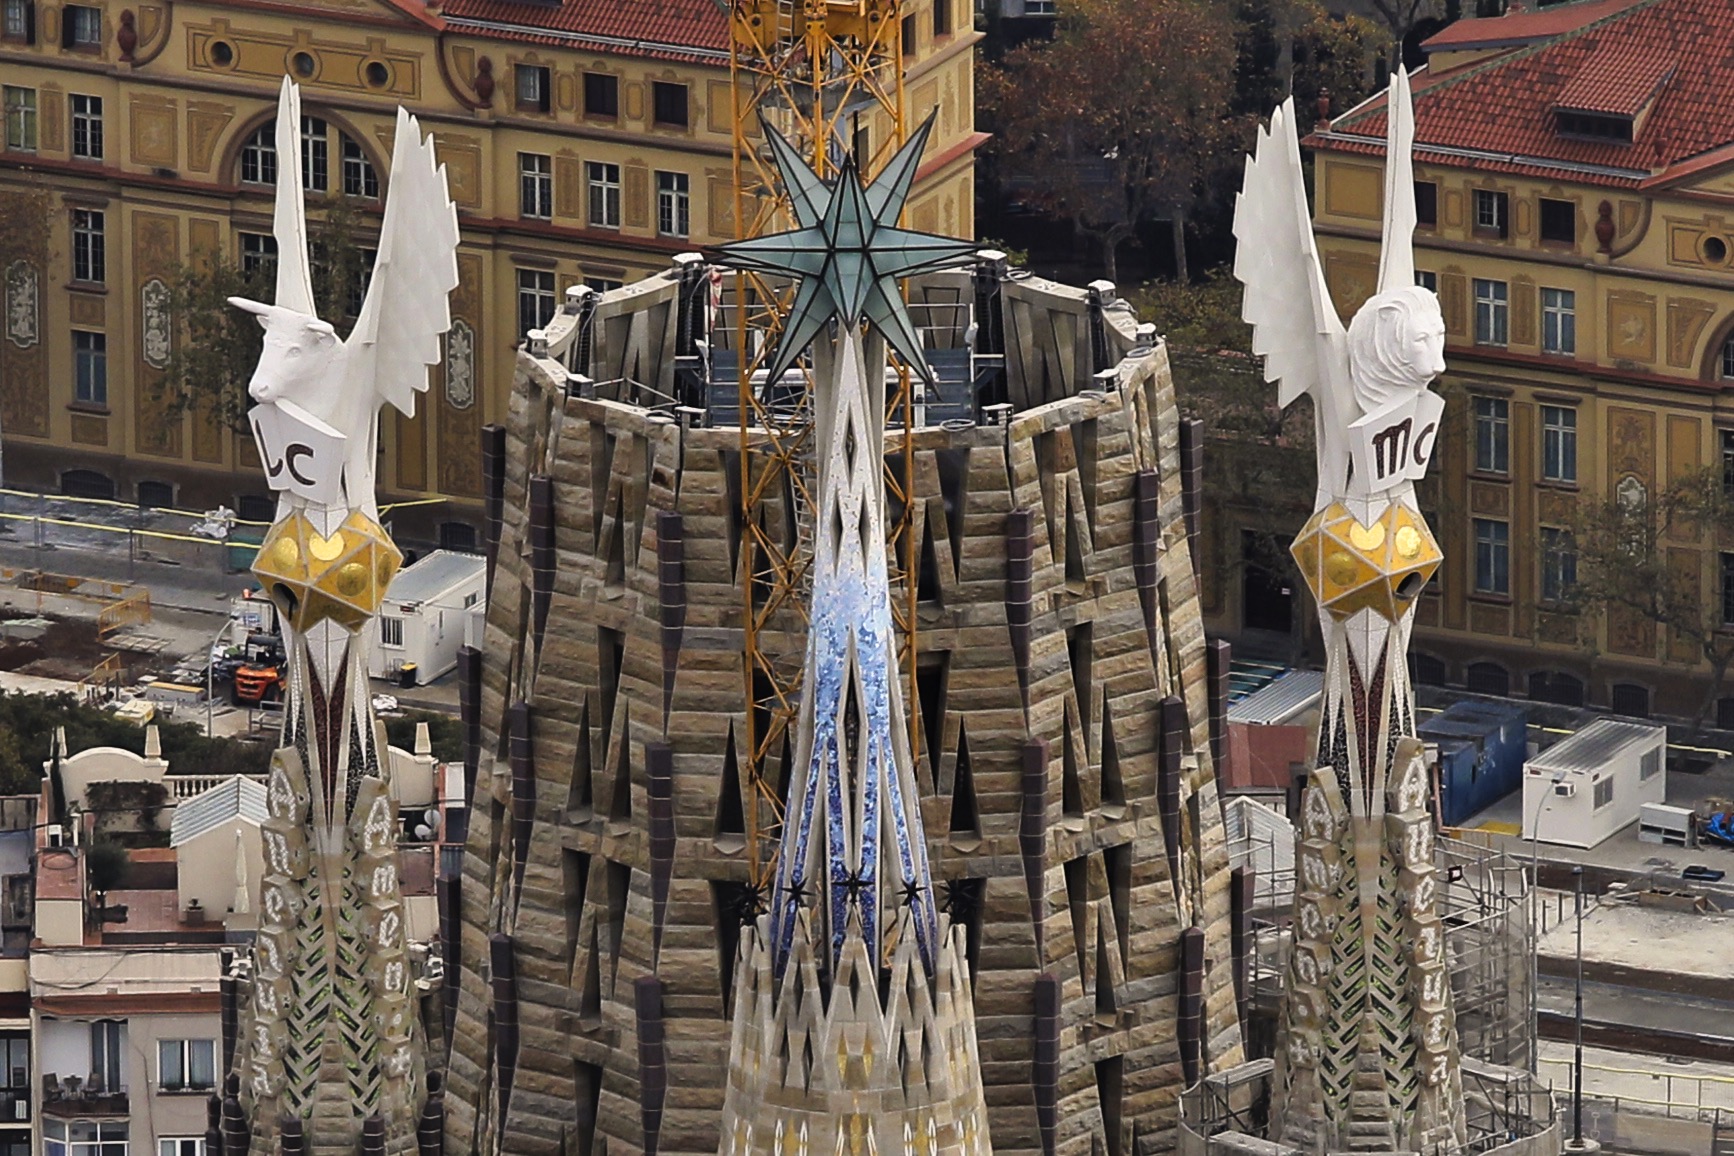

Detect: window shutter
24,1,34,45
60,5,74,48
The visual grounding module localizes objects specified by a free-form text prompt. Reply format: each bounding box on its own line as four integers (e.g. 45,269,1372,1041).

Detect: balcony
41,1076,127,1118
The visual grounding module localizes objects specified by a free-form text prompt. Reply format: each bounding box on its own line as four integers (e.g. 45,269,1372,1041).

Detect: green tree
160,196,374,433
85,838,130,903
1568,467,1734,729
0,692,270,795
382,708,464,764
978,0,1240,282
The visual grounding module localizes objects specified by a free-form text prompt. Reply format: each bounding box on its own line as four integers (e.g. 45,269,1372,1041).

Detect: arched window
1722,334,1734,380
1409,652,1447,687
1466,662,1509,697
1527,670,1584,707
1611,683,1650,718
237,116,377,197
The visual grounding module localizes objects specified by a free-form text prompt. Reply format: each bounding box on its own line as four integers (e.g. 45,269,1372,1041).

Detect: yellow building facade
0,0,982,544
1207,0,1734,719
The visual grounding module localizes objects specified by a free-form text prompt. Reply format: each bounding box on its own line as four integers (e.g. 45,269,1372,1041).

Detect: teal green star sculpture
715,115,977,385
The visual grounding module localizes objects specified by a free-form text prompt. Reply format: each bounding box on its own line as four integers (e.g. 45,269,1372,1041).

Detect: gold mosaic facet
252,509,402,633
1290,501,1441,622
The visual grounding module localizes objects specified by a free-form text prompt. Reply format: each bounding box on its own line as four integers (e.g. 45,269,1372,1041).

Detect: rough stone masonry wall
444,337,1243,1156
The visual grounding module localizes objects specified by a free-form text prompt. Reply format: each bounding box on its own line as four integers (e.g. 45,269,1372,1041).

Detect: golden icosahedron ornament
1290,501,1440,622
251,509,402,633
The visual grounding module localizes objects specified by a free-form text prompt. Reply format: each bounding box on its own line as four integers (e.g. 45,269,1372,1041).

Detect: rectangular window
517,269,556,337
1592,776,1613,809
3,86,36,152
63,2,98,46
70,93,102,161
240,124,276,186
516,64,551,113
74,330,107,405
933,0,952,37
2,0,29,42
585,277,623,293
1473,278,1508,345
1640,748,1661,781
344,247,377,319
240,232,278,281
655,170,689,238
1415,180,1437,228
380,616,404,647
1474,518,1509,595
1416,270,1438,293
1024,0,1056,13
90,1019,123,1091
902,12,918,55
519,152,553,220
1541,405,1577,482
157,1039,215,1092
1473,396,1509,474
583,72,618,118
341,135,378,198
72,209,104,283
651,82,689,128
1539,197,1576,245
161,1142,204,1156
1724,553,1734,626
586,161,621,228
1723,430,1734,496
0,1033,25,1090
1474,189,1508,238
1541,287,1575,355
301,116,328,193
1541,527,1576,603
48,1120,130,1156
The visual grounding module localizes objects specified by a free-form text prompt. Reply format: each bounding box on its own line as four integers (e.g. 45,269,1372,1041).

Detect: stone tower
443,245,1247,1154
1234,71,1465,1151
213,77,456,1156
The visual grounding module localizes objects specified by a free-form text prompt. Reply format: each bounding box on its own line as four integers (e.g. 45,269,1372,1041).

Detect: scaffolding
1236,827,1536,1074
727,0,914,893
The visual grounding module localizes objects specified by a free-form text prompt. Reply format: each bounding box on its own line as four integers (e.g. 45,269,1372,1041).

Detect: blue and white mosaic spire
715,118,974,979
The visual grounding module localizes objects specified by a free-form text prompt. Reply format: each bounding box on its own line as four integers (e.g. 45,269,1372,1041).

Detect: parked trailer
1418,699,1527,827
1522,718,1667,850
366,551,487,686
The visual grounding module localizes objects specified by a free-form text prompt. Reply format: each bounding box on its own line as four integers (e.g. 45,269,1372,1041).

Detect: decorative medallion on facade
444,319,474,408
4,261,37,349
142,278,172,368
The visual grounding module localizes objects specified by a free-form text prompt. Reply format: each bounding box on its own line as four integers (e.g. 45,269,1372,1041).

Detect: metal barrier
76,653,123,703
96,591,151,638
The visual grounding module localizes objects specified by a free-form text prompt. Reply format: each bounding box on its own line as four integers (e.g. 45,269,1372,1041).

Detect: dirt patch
0,614,150,683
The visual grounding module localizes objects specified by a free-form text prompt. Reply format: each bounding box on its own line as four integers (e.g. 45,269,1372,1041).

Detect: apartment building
0,0,983,547
1206,0,1734,717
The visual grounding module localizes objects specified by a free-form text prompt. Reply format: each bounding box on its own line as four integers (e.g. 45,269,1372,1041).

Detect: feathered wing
273,78,317,317
1377,67,1418,296
1232,96,1346,409
348,107,462,418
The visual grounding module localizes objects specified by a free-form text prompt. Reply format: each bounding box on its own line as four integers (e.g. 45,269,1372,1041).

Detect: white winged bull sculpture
222,77,460,1156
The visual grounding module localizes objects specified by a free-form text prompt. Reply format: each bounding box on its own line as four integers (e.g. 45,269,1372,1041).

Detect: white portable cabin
1522,718,1667,849
367,551,487,685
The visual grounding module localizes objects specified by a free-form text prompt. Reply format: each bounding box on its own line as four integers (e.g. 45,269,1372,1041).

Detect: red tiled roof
1553,40,1673,116
438,0,729,63
1421,0,1645,49
1315,0,1734,189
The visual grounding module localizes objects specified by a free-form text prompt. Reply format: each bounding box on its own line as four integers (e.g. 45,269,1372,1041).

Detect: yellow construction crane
728,0,918,895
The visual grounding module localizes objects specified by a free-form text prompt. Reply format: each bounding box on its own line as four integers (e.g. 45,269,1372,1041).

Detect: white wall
36,1019,89,1085
176,820,265,917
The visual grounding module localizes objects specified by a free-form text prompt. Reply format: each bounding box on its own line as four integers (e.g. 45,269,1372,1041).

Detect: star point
714,115,977,386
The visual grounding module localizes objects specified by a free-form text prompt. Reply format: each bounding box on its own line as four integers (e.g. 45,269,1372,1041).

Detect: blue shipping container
1417,700,1528,827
